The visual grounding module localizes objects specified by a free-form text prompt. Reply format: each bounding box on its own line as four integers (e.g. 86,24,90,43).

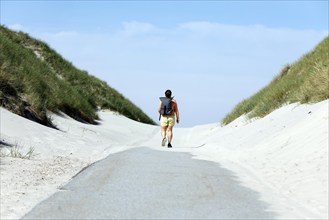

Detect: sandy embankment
0,100,328,219
170,100,328,219
0,109,158,219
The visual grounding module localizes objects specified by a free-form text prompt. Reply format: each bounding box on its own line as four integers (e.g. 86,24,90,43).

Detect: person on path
158,89,180,148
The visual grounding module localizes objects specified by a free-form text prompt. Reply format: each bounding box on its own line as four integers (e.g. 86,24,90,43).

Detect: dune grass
0,26,156,126
0,141,35,160
222,36,329,125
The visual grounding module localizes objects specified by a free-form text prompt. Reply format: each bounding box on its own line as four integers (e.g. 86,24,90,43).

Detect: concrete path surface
22,147,276,219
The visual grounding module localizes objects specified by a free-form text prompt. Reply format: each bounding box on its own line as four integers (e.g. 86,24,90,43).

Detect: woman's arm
173,100,180,123
158,101,162,114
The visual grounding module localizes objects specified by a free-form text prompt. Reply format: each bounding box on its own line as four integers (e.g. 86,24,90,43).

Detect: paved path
22,147,275,219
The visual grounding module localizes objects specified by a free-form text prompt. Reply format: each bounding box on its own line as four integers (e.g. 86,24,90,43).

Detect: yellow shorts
160,115,175,127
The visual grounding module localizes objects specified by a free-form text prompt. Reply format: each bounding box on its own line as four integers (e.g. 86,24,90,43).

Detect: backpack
159,97,173,116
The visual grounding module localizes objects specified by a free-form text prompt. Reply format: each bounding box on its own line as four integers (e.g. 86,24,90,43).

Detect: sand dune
1,100,328,219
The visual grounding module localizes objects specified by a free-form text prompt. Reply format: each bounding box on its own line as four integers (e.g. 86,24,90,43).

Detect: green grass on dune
222,36,328,125
0,26,156,126
1,25,327,128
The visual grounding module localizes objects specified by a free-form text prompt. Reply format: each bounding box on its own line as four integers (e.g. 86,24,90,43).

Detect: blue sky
1,1,328,127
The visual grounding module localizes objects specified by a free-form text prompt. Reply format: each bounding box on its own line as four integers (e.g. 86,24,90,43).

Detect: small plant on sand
0,144,35,160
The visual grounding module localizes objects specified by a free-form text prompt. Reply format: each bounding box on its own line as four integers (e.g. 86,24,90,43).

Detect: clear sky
1,0,328,127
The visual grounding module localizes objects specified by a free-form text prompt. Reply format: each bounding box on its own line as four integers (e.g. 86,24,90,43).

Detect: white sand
0,100,328,219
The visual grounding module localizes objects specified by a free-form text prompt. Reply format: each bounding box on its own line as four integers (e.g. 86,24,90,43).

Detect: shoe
168,143,172,148
161,138,167,147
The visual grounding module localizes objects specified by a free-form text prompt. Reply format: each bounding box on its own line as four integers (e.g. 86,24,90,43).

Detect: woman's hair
165,89,172,98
